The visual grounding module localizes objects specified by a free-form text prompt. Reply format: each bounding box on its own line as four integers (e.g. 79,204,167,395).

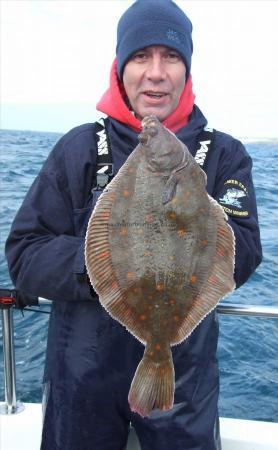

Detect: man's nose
145,56,166,81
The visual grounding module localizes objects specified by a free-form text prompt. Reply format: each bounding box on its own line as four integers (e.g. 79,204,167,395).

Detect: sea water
0,129,277,422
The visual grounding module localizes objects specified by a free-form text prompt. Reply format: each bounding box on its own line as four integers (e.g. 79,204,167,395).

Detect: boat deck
1,402,278,450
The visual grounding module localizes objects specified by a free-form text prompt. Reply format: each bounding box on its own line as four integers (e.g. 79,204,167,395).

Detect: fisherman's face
122,45,186,122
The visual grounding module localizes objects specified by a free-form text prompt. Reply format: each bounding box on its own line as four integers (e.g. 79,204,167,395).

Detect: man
5,1,262,449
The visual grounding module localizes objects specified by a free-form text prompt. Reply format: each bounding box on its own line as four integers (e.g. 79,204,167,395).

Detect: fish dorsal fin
170,197,235,345
85,147,152,344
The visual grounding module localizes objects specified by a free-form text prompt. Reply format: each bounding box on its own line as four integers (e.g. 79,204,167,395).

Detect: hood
96,58,196,133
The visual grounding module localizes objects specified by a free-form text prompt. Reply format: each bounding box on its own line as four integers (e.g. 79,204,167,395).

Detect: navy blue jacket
5,105,262,450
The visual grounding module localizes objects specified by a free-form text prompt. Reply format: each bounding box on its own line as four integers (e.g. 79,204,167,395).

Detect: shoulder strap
194,126,215,169
93,118,114,191
92,121,214,192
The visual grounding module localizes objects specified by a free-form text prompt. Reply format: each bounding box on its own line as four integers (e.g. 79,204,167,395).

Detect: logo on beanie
166,29,181,44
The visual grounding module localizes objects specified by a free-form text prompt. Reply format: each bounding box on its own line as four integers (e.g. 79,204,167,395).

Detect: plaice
85,116,235,417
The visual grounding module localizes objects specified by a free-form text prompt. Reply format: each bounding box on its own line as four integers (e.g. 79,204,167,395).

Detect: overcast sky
1,0,278,138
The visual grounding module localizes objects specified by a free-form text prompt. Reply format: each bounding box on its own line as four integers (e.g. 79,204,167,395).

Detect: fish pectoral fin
128,343,174,417
162,174,179,204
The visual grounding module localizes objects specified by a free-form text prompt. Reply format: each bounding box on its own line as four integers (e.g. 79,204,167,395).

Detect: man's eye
166,52,181,62
133,52,147,62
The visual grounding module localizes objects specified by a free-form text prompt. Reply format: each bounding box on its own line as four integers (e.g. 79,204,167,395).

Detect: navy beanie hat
116,0,193,80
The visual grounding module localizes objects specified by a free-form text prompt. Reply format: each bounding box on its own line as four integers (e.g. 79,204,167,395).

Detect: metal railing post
0,306,24,415
37,297,278,318
217,303,278,318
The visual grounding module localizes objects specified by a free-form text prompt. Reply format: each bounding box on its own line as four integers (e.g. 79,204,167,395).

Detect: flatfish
85,116,235,417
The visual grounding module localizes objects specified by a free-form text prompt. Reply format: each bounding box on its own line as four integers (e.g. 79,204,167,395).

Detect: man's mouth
143,91,168,99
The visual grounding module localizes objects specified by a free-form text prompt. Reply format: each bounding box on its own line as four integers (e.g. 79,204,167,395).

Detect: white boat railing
1,291,278,416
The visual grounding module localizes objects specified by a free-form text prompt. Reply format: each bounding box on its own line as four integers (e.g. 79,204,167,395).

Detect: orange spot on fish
123,189,130,198
168,212,177,219
126,272,135,280
133,287,140,293
174,315,180,322
156,283,165,292
145,214,153,223
178,228,187,237
119,227,127,236
111,281,118,290
155,343,161,351
126,308,133,316
208,275,218,286
148,295,153,300
139,314,146,321
190,275,197,284
217,247,226,257
99,250,109,259
107,192,116,200
169,299,176,305
218,227,226,236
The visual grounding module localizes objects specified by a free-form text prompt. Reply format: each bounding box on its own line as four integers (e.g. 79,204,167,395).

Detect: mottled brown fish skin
85,116,235,417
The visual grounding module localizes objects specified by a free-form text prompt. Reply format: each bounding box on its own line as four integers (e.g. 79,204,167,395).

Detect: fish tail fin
128,345,174,417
